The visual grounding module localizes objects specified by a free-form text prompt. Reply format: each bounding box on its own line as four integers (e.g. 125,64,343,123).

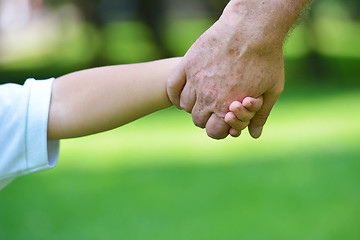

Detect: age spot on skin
236,69,244,78
203,92,216,106
228,49,235,56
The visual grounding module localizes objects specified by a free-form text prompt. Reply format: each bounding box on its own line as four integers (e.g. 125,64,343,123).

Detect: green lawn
0,83,359,240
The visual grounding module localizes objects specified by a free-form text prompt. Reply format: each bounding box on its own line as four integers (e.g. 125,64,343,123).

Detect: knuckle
192,115,206,129
272,84,284,96
168,95,180,108
180,102,191,113
256,112,269,120
194,120,206,129
207,131,228,140
206,127,229,140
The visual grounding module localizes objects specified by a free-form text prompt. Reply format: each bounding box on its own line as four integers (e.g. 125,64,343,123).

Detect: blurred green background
0,0,359,239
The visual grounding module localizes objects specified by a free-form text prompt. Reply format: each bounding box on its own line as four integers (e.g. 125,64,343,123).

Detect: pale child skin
47,57,263,140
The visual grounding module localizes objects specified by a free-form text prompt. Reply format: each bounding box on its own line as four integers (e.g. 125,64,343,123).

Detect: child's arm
48,58,181,139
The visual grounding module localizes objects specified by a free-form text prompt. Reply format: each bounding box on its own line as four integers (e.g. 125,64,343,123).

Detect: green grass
0,83,359,240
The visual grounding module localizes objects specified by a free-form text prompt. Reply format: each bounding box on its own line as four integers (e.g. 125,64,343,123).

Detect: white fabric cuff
0,78,59,190
25,79,59,172
25,78,59,173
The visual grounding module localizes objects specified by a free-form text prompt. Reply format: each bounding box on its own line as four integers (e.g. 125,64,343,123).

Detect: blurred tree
69,0,169,64
73,0,102,27
137,0,168,56
303,0,360,80
1,0,359,82
342,0,360,20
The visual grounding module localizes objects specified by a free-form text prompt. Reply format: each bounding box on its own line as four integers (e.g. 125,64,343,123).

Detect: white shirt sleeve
0,78,59,190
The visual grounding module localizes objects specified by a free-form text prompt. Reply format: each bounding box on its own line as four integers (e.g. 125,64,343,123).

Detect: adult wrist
219,0,306,52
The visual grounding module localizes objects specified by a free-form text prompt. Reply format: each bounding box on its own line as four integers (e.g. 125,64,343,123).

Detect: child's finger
242,96,264,113
229,128,241,138
225,112,250,132
229,101,256,122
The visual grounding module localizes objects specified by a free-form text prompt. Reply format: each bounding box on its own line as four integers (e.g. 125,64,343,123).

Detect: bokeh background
0,0,359,239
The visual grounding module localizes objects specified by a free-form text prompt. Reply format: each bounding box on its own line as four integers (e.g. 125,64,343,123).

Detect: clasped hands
167,16,285,140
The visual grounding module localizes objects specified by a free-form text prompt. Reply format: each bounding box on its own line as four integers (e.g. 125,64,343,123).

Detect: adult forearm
48,58,181,139
220,0,310,50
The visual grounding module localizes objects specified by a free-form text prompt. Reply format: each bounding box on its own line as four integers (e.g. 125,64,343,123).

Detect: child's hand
224,96,264,138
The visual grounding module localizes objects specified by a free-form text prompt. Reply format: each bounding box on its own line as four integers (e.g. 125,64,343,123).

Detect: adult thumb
167,59,186,109
249,84,283,139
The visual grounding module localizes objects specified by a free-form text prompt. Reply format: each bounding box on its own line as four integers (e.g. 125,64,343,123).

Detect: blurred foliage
163,19,213,56
103,21,161,63
0,0,360,84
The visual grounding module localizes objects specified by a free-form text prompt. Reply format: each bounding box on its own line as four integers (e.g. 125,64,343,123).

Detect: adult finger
191,101,212,128
229,128,241,138
180,81,196,113
167,60,187,109
248,84,283,139
205,114,230,140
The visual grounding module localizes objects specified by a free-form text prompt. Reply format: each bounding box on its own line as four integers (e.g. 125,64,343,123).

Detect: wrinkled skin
167,19,285,139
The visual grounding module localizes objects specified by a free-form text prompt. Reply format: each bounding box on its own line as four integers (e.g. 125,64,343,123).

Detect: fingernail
246,101,253,108
251,127,263,138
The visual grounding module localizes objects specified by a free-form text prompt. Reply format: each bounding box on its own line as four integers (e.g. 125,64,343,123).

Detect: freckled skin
183,27,284,120
168,0,310,139
228,49,236,55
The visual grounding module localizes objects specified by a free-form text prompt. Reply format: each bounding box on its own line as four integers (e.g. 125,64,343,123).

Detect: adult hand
167,15,284,139
167,0,309,140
